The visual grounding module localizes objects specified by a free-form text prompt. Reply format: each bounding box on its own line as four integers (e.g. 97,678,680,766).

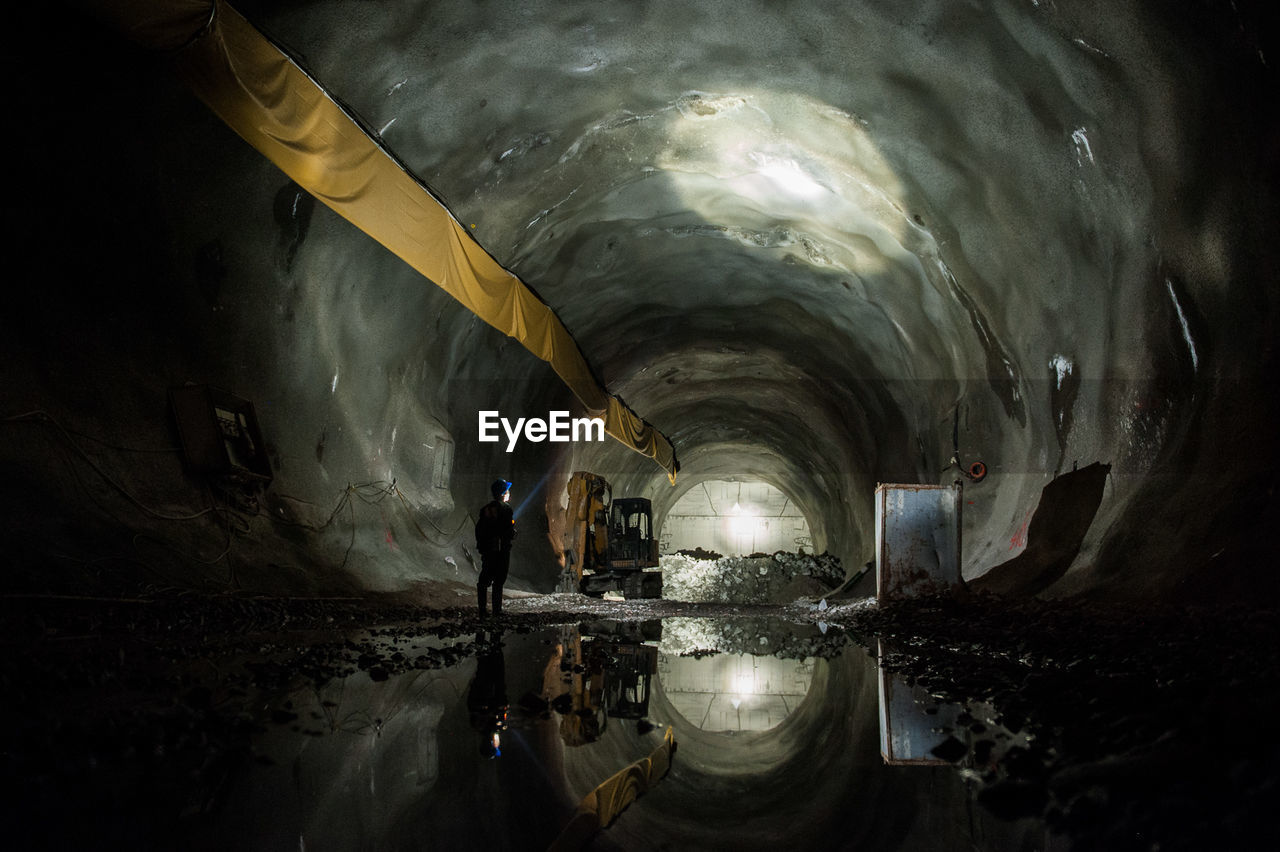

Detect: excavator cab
608,498,659,569
603,642,659,720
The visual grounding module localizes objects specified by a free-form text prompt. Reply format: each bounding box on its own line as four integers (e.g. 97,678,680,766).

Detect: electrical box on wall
874,483,962,600
169,384,272,484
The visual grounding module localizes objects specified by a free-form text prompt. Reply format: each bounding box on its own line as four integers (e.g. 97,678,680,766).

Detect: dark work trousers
477,550,510,616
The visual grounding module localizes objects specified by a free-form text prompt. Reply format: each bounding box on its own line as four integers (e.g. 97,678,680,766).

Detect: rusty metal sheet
875,483,962,600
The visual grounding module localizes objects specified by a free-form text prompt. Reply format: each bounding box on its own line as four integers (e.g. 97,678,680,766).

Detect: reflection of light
656,631,818,733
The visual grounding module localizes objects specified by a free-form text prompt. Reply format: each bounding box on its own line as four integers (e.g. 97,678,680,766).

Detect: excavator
542,624,660,747
561,471,663,598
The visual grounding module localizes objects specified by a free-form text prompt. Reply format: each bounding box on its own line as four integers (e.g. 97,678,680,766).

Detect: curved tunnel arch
443,0,1259,597
3,0,1276,603
1,2,1277,849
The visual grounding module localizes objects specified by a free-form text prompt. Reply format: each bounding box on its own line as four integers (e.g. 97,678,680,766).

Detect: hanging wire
5,410,478,581
3,409,217,521
392,484,473,545
3,407,258,588
5,409,182,453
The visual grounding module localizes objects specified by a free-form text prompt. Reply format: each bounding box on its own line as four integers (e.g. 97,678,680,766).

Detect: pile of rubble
660,550,844,604
658,616,850,660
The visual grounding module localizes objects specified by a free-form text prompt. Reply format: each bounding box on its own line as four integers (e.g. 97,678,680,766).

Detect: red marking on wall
1010,511,1032,550
385,526,399,551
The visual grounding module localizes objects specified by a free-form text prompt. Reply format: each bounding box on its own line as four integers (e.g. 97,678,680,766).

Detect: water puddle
10,595,1272,849
177,617,1048,851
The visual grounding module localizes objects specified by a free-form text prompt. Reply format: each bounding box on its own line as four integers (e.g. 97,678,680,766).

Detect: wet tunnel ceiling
44,0,1280,596
249,0,1277,590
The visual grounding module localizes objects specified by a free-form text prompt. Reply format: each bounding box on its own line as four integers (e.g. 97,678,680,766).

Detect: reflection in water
557,618,1049,852
545,625,606,746
653,616,822,732
542,623,661,746
605,642,658,721
467,629,509,758
877,640,1033,786
184,620,1044,851
877,639,959,764
659,651,814,732
539,623,675,849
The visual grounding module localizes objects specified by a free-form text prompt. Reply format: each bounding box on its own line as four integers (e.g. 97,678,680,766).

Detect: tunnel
2,0,1278,849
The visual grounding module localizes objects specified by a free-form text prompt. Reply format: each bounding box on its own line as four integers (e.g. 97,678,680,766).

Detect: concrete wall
661,479,812,556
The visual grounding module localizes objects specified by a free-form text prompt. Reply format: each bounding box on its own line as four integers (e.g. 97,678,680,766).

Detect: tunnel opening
660,478,813,557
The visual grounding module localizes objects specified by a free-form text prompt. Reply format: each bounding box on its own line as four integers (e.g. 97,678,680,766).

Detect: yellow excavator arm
562,472,611,585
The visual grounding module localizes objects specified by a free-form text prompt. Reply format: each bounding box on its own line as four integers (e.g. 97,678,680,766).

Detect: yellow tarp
87,0,677,480
548,726,677,851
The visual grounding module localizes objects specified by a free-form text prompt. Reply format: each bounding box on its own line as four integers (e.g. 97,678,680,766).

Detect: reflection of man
475,479,516,618
467,630,508,758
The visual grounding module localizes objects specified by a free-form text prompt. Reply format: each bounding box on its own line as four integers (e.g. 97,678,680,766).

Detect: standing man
475,479,516,619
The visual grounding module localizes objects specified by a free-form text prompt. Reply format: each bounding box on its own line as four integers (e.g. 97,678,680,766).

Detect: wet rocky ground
1,587,1276,850
858,593,1280,851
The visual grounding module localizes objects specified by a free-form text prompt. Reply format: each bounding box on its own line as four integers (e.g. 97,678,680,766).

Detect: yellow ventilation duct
87,0,677,481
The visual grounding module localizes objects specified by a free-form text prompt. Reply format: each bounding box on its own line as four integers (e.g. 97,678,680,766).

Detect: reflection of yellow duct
549,726,677,852
86,0,677,481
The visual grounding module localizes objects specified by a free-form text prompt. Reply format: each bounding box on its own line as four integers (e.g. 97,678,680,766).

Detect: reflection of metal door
877,639,959,765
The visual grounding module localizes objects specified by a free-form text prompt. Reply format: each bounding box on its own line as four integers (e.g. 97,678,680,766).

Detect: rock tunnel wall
1,0,1276,602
